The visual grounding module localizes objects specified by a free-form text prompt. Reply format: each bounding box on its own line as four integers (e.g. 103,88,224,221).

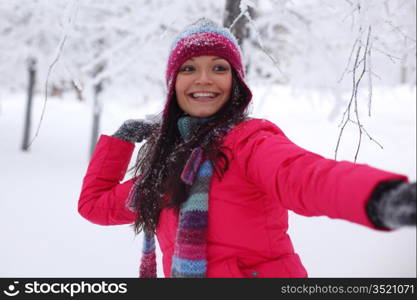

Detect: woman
78,18,416,278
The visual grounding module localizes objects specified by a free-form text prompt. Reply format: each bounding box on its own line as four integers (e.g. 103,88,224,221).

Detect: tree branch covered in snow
335,25,383,162
0,0,415,155
1,0,414,93
28,0,79,148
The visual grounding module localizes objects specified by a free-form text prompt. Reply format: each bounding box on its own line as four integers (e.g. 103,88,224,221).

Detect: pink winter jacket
78,118,407,278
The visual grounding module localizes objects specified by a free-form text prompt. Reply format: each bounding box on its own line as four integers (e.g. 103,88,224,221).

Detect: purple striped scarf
139,116,214,278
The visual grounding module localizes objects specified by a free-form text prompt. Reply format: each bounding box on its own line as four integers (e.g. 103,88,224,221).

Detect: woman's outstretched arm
233,119,411,230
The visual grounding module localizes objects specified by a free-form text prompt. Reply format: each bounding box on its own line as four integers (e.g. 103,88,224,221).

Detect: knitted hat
164,18,252,117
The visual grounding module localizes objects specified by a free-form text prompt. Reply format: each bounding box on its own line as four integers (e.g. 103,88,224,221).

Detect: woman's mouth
188,92,220,102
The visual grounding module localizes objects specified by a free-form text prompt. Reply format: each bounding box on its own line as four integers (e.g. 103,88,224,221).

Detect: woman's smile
188,91,221,102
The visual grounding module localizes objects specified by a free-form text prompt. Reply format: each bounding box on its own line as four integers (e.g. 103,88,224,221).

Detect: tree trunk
89,79,103,159
21,58,36,151
89,63,105,159
223,0,251,47
223,0,255,74
400,53,408,84
73,81,84,101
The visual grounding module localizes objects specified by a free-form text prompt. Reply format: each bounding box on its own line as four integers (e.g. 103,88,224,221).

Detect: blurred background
0,0,415,277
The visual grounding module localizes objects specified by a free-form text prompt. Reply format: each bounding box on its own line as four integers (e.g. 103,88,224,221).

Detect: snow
0,84,415,277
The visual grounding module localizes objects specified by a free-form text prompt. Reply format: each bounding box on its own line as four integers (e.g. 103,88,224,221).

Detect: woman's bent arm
78,135,137,225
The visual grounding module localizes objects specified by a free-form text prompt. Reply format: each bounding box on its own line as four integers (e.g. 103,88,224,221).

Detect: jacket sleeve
78,134,137,225
233,120,408,229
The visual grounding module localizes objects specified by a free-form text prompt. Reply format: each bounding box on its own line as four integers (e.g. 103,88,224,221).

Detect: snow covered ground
0,85,415,277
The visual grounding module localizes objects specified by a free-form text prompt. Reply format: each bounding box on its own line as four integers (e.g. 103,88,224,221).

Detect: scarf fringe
139,233,157,278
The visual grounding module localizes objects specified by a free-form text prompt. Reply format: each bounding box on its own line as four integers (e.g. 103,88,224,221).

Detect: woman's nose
195,70,213,85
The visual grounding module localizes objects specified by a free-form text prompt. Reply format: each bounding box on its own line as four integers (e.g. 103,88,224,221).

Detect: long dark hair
129,71,250,234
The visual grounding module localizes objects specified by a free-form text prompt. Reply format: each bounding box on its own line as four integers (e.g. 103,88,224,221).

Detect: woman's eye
179,65,195,72
213,65,229,72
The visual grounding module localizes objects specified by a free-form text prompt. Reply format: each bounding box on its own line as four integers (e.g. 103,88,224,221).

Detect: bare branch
372,44,402,63
384,19,417,43
335,39,361,160
367,31,373,116
338,38,359,83
349,119,384,149
28,0,79,149
335,26,380,162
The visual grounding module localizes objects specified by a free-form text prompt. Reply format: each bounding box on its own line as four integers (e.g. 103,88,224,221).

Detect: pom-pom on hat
164,18,252,117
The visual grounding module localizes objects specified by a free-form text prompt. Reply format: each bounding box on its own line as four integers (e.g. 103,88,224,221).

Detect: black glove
112,119,157,143
366,180,416,229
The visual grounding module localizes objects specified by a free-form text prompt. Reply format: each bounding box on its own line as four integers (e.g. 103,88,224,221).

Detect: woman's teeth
192,92,216,98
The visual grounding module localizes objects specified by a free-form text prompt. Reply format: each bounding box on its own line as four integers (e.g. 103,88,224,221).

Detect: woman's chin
187,110,217,118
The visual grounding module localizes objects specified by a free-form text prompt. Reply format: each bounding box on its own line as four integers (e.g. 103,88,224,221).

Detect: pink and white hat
164,18,252,116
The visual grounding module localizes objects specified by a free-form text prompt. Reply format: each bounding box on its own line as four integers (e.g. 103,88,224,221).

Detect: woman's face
175,55,232,118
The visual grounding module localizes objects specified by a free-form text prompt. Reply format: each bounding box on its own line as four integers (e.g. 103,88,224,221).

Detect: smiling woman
175,56,232,118
78,18,416,278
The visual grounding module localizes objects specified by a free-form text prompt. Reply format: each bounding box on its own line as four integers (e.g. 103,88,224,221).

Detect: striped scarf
139,116,214,278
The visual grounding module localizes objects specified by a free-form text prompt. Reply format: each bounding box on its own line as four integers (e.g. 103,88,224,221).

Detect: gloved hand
366,180,416,229
112,119,157,143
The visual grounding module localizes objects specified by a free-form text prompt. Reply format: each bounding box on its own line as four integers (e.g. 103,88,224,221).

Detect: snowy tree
0,0,414,158
2,0,414,94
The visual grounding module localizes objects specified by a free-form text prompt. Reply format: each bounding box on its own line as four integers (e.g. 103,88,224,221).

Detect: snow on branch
28,0,79,149
231,0,288,82
335,25,383,162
